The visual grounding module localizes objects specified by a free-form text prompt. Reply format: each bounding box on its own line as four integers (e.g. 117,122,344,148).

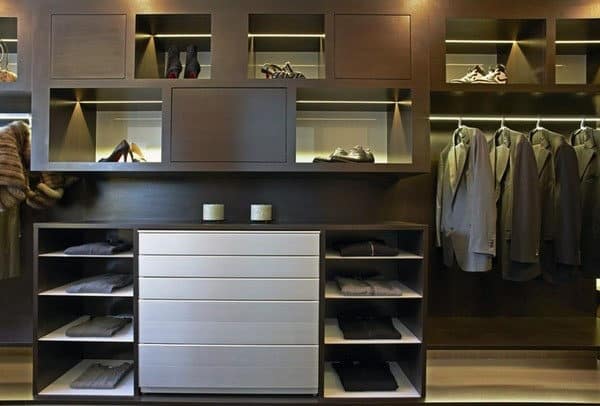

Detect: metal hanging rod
429,115,600,123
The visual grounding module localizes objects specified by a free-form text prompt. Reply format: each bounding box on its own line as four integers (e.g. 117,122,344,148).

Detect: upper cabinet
334,14,411,80
555,19,600,85
50,14,127,79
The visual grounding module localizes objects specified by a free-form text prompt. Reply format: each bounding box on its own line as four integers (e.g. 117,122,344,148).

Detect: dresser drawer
139,277,318,300
138,255,319,278
139,300,318,344
139,344,318,394
138,231,320,256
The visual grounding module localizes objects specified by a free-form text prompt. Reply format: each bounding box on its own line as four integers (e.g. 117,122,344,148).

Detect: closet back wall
1,174,431,345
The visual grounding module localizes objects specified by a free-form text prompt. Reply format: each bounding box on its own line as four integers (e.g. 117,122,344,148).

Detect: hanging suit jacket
530,128,581,283
436,126,496,272
570,128,600,278
489,128,541,281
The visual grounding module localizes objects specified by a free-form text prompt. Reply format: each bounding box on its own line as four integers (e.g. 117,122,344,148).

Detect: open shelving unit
248,14,325,79
444,18,546,85
34,224,136,400
556,19,600,84
322,225,427,399
0,17,18,82
296,88,413,166
48,88,163,164
135,14,211,79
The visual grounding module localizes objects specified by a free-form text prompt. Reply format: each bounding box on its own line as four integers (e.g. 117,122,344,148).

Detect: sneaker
450,65,486,83
472,64,508,84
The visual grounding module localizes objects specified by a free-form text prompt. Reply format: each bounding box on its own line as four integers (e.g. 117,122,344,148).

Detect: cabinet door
51,14,126,79
171,88,286,163
334,14,411,79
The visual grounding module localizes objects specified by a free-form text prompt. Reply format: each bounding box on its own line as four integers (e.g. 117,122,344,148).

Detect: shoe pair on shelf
313,145,375,163
451,64,508,84
166,45,201,79
261,61,306,79
98,140,146,163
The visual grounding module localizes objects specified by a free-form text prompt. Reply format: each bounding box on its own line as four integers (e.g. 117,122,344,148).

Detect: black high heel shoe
99,140,131,162
166,46,182,79
184,45,201,79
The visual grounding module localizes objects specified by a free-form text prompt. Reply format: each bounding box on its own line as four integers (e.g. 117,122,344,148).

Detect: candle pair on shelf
202,204,273,222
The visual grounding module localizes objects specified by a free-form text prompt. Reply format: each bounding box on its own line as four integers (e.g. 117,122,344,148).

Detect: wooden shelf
324,362,420,398
38,282,133,297
38,359,134,397
39,316,133,343
325,249,423,260
324,318,420,344
325,281,421,299
427,317,600,350
39,250,133,258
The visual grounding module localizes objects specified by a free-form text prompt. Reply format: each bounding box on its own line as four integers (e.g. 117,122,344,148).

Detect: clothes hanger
494,116,511,147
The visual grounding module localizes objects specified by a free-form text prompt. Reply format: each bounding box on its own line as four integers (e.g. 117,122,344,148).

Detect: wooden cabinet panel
171,88,286,163
334,14,411,79
51,14,126,79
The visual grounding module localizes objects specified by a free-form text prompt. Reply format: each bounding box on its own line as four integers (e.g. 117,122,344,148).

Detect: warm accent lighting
1,38,17,42
248,33,325,38
0,113,31,120
153,34,211,38
429,115,600,122
297,100,412,106
78,100,163,104
556,40,600,44
445,39,515,44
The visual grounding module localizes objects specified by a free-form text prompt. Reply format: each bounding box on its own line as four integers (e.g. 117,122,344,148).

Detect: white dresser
137,230,320,394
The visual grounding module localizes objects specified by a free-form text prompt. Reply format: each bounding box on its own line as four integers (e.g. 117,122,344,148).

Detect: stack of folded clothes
336,276,403,296
64,239,132,255
66,316,130,338
332,361,398,392
338,317,402,340
70,362,133,389
335,240,399,257
66,273,133,294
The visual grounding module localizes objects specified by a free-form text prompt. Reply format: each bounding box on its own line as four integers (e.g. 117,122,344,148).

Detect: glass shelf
248,14,325,79
296,88,412,165
445,18,546,85
0,17,18,83
49,88,163,163
135,14,211,79
555,19,600,85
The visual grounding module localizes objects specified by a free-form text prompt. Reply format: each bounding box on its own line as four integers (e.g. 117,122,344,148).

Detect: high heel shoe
99,140,130,162
166,46,182,79
184,45,201,79
130,143,147,162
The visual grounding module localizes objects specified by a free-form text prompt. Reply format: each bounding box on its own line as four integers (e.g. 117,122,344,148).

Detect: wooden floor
427,350,600,404
1,347,599,404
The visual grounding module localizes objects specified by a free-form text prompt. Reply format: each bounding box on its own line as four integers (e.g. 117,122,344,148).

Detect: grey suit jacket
489,129,541,281
530,128,581,282
437,126,496,272
570,128,600,278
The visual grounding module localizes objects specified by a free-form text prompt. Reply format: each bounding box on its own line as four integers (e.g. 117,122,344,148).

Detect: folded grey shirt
336,277,403,296
66,274,133,294
70,362,132,389
66,316,129,338
64,241,131,256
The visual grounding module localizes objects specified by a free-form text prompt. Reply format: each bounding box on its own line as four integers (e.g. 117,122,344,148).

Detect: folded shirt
335,240,399,257
332,361,398,392
70,362,132,389
338,317,402,340
66,273,133,294
336,277,403,296
66,316,129,337
64,240,132,256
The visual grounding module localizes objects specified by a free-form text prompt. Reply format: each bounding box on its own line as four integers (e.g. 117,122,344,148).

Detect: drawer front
139,255,319,278
139,344,318,393
139,278,318,300
171,88,286,163
138,231,320,256
139,300,318,344
51,14,126,79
